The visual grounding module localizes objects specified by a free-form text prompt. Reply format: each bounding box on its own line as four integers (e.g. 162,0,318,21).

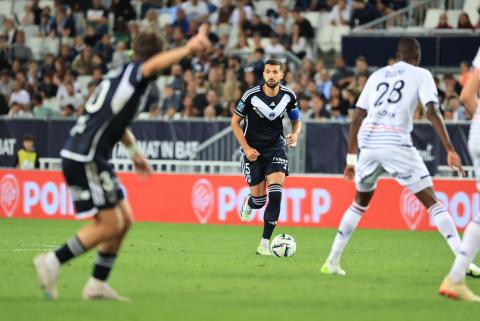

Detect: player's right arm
344,108,367,181
141,24,211,78
231,114,260,162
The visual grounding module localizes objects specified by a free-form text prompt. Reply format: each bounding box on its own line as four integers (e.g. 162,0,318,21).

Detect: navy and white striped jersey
235,84,299,150
61,62,152,162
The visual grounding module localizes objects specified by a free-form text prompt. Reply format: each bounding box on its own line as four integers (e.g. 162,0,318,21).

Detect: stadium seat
158,12,172,28
0,1,11,17
43,97,60,113
446,10,462,28
302,11,321,29
76,75,93,91
44,37,59,56
26,36,44,60
318,24,349,53
254,1,274,17
21,25,40,40
156,75,173,92
424,8,443,28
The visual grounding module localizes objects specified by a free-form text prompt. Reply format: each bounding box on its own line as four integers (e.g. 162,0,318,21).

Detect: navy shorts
62,158,125,218
241,145,288,186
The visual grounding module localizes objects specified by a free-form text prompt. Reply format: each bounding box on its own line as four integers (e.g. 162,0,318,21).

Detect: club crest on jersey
236,101,245,112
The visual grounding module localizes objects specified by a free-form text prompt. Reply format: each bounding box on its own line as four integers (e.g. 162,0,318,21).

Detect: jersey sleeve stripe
241,86,261,101
280,85,297,98
234,109,246,117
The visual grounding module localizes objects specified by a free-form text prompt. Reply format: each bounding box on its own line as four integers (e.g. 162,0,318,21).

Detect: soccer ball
270,234,296,257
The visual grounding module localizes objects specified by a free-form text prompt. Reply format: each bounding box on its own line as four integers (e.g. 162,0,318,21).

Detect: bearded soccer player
231,59,301,255
33,26,211,301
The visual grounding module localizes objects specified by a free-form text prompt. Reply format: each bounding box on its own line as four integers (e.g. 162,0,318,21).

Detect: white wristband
346,154,357,167
126,144,142,158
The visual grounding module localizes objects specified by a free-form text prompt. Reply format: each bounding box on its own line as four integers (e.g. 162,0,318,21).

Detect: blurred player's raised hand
187,24,212,53
447,150,465,177
286,133,298,148
132,154,153,177
344,165,355,181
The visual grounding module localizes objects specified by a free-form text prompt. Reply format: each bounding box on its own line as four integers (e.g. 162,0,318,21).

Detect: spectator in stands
27,61,42,88
62,103,76,117
446,95,467,121
265,34,286,57
39,11,55,37
72,3,87,36
32,93,56,118
84,25,101,47
443,73,462,96
205,89,223,116
328,84,349,118
160,85,181,115
140,8,161,33
297,94,311,119
110,0,137,33
94,34,114,63
292,9,314,39
242,14,272,37
275,24,292,49
217,0,235,25
72,46,94,75
4,18,18,46
476,8,480,29
330,0,351,26
54,6,76,38
203,104,216,120
435,13,453,29
73,35,87,55
291,24,308,59
457,12,474,29
222,68,241,103
344,87,359,111
58,82,83,111
181,0,209,23
31,0,43,26
230,0,254,24
350,0,381,28
434,76,446,107
38,72,57,98
310,94,331,120
241,66,256,91
316,68,333,100
331,56,354,88
181,95,198,117
0,70,12,99
274,6,294,34
139,103,162,120
111,41,129,68
9,79,31,109
354,56,370,77
173,8,190,35
87,0,109,35
250,47,266,80
21,4,36,26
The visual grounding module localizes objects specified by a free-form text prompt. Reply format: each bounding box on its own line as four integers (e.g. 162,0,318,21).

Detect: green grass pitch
1,219,480,321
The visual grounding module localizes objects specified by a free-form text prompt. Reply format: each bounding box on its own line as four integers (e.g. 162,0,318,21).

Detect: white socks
327,202,367,264
449,220,480,283
428,203,462,255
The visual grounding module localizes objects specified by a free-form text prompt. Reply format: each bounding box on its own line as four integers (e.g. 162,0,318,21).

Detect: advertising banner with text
1,170,478,231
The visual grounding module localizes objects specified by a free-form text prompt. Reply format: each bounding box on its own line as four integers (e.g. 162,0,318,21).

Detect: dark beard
266,81,279,89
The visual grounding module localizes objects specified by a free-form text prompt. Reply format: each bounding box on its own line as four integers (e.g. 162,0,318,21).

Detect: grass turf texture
1,219,480,321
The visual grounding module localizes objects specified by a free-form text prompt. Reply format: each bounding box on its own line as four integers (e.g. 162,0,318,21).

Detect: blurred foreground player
439,47,480,302
231,60,301,255
320,38,480,277
33,26,211,301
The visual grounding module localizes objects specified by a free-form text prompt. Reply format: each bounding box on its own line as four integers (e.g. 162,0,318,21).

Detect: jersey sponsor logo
191,179,214,224
251,94,291,121
399,188,424,230
0,174,19,218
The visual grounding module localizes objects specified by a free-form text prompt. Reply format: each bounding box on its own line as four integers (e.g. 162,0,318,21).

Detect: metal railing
39,158,241,174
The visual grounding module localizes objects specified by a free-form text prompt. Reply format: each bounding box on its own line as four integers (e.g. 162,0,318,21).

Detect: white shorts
355,147,433,194
469,136,480,191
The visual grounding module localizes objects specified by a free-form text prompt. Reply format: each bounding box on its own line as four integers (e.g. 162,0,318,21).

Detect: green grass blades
1,219,480,321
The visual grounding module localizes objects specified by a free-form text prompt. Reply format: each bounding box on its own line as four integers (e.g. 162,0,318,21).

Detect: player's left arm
426,103,465,176
121,128,152,176
286,93,302,148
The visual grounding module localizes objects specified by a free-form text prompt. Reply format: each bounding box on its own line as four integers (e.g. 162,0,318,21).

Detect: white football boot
467,263,480,277
83,277,129,301
439,276,480,302
240,197,253,222
33,252,60,300
256,239,273,256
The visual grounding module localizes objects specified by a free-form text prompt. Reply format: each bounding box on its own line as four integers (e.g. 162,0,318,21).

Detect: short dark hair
23,134,34,142
264,59,283,71
133,32,164,61
396,37,420,63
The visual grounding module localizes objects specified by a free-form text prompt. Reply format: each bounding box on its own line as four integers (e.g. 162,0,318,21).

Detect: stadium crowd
0,0,477,121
